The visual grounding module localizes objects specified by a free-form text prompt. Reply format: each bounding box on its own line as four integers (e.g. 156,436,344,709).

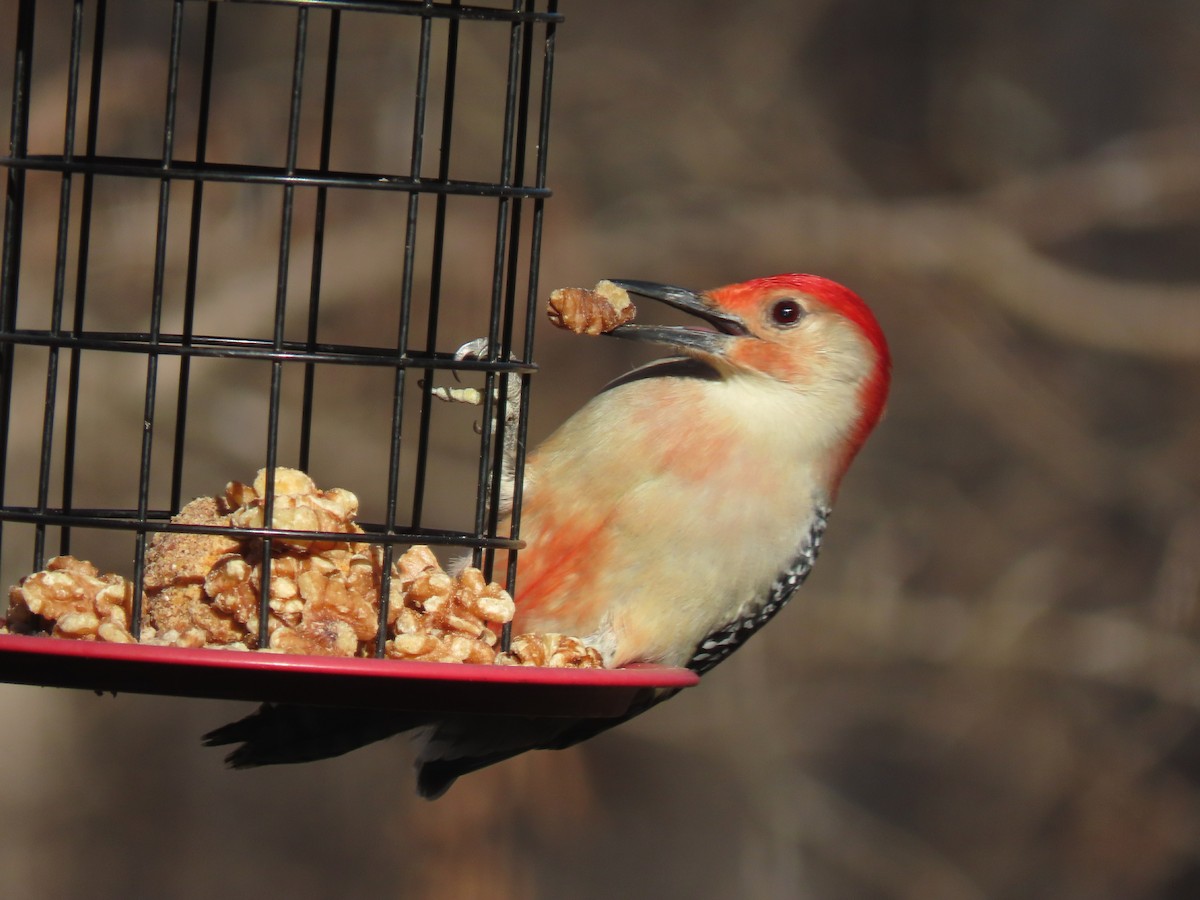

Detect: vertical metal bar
472,0,526,577
499,9,535,359
130,0,186,638
169,1,219,513
0,0,36,570
61,0,109,557
409,0,461,530
297,9,340,473
257,7,309,645
485,1,537,583
504,0,557,622
377,3,435,656
32,0,86,567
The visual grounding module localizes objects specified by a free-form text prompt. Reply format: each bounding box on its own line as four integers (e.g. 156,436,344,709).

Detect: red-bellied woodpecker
204,274,891,798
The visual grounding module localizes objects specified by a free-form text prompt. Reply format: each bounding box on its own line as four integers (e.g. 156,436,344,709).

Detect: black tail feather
204,703,426,768
413,692,678,799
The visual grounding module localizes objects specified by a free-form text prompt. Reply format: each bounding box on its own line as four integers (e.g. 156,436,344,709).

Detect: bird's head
606,274,891,480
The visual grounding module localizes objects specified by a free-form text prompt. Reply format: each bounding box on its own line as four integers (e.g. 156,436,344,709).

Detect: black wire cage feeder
0,0,696,716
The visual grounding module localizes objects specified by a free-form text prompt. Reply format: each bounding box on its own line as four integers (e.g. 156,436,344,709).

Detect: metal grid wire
0,0,561,653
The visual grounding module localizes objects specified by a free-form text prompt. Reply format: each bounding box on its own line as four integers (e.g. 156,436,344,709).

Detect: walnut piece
5,556,134,642
268,548,382,656
161,467,384,654
227,467,363,552
547,280,636,335
497,633,605,669
384,549,514,665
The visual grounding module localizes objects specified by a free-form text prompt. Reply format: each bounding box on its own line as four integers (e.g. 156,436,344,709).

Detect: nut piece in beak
547,280,637,335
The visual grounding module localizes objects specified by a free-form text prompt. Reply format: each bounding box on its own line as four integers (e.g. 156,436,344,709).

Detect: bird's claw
429,339,493,406
430,339,522,411
454,337,491,362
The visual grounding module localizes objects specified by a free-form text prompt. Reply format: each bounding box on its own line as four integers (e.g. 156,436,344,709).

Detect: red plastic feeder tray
0,633,699,718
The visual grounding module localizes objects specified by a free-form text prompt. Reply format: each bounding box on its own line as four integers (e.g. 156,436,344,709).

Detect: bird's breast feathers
511,372,832,667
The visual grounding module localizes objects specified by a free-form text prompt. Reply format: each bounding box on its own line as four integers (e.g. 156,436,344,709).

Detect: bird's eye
771,298,806,326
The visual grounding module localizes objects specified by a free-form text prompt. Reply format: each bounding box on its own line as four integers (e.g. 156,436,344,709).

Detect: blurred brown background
3,1,1200,898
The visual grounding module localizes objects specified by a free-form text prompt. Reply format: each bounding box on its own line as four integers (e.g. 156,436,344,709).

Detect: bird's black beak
602,280,748,356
